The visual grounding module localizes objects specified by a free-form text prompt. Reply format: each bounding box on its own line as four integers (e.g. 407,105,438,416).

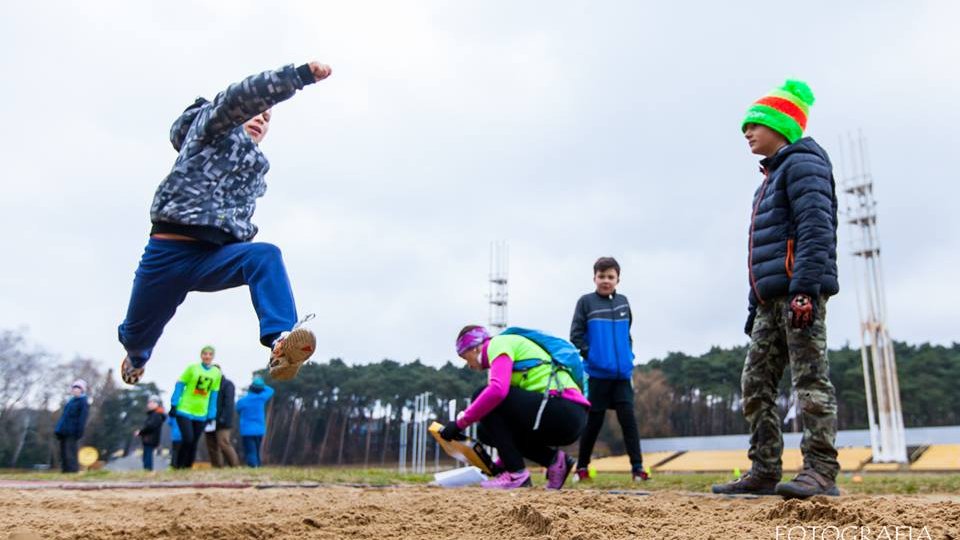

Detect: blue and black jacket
570,292,634,380
748,137,839,309
55,396,89,439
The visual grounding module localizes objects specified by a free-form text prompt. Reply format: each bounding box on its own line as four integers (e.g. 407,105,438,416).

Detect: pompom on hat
742,79,816,144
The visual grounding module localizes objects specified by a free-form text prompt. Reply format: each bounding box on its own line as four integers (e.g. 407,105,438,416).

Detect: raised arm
194,61,331,142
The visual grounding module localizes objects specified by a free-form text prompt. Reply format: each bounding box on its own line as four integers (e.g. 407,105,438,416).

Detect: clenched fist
308,62,332,82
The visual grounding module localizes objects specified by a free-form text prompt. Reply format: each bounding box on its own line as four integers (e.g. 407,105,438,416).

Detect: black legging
475,387,587,472
174,416,206,469
576,379,644,470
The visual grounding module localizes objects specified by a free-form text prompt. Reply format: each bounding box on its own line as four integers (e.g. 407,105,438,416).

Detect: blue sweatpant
118,237,298,367
242,435,263,467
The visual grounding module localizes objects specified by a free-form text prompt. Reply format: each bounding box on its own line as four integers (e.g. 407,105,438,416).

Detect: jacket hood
762,137,830,171
169,97,210,152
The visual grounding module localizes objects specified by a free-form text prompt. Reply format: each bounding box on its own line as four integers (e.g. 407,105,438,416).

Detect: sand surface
2,486,958,540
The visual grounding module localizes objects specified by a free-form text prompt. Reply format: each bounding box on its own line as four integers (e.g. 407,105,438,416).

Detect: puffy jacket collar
759,137,830,172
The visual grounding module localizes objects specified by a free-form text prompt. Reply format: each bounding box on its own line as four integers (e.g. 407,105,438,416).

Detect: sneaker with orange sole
268,314,317,381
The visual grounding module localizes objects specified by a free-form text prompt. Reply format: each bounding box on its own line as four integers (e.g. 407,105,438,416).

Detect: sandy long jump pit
2,485,958,540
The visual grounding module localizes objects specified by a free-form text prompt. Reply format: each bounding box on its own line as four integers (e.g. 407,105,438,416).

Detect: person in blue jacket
54,380,90,473
236,377,274,467
166,412,182,469
570,257,647,482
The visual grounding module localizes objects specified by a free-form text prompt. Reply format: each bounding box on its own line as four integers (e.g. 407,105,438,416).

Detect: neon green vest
486,335,580,393
177,363,222,419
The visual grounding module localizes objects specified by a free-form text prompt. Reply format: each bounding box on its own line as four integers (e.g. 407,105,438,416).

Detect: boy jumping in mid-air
117,61,332,385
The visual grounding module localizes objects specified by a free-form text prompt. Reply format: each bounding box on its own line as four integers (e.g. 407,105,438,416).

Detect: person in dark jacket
54,380,90,473
713,80,840,500
134,395,166,471
204,369,239,467
115,61,334,387
569,257,647,482
236,377,275,467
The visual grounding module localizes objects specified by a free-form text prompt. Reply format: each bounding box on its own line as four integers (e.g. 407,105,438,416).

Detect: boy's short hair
593,257,621,276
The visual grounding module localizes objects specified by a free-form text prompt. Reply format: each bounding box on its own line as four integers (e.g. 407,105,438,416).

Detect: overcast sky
1,1,957,398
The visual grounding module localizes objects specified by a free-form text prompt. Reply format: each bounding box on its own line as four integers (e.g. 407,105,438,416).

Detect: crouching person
439,325,589,490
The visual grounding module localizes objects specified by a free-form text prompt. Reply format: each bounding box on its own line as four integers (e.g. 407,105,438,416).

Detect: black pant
475,387,587,472
577,378,644,470
170,442,182,468
59,436,79,473
174,416,206,469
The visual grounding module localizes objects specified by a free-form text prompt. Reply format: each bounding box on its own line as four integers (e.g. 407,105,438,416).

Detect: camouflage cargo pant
742,295,839,481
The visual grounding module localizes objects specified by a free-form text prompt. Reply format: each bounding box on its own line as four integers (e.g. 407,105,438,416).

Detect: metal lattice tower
838,132,907,464
488,241,509,332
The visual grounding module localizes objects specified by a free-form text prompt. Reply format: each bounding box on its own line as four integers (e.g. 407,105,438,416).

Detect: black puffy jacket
216,378,236,429
138,409,167,447
748,137,839,308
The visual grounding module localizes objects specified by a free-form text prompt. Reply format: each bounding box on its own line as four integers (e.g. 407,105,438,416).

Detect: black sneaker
775,469,840,499
711,471,779,495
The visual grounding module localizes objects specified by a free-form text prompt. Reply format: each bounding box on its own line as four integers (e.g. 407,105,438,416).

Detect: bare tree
0,330,50,421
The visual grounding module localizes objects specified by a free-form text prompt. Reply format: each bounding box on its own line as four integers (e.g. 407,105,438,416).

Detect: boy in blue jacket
570,257,647,481
236,377,275,467
117,61,332,386
54,380,89,473
712,80,840,499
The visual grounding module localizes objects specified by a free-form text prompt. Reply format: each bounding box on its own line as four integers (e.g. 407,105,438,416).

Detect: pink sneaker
481,469,532,489
545,451,575,490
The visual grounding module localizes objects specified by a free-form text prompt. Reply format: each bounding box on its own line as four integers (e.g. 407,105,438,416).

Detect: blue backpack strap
501,327,586,390
511,358,544,372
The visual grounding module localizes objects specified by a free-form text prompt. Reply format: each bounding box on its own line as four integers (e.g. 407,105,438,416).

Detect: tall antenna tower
838,132,907,464
488,241,509,332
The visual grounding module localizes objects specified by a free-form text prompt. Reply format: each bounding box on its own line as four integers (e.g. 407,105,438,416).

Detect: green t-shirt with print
177,363,222,419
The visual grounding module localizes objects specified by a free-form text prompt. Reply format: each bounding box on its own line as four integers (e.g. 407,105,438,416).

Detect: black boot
711,471,779,495
775,469,840,499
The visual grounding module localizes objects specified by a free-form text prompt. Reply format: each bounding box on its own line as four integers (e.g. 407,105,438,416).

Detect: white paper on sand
432,466,488,488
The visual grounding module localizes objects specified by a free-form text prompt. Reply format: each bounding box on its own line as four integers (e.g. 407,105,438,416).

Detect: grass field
3,466,959,495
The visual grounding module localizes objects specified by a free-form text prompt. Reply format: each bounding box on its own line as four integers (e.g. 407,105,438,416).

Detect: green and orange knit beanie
742,79,816,144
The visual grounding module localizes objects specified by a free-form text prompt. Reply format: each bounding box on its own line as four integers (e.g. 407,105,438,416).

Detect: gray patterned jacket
150,63,316,243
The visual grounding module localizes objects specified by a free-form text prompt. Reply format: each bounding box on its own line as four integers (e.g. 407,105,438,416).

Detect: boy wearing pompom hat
712,80,841,499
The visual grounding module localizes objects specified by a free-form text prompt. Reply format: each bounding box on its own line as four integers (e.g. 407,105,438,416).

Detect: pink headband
456,327,490,355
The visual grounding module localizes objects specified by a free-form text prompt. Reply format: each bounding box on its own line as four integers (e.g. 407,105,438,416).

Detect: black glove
744,307,757,337
168,406,177,418
439,420,466,442
789,294,815,329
